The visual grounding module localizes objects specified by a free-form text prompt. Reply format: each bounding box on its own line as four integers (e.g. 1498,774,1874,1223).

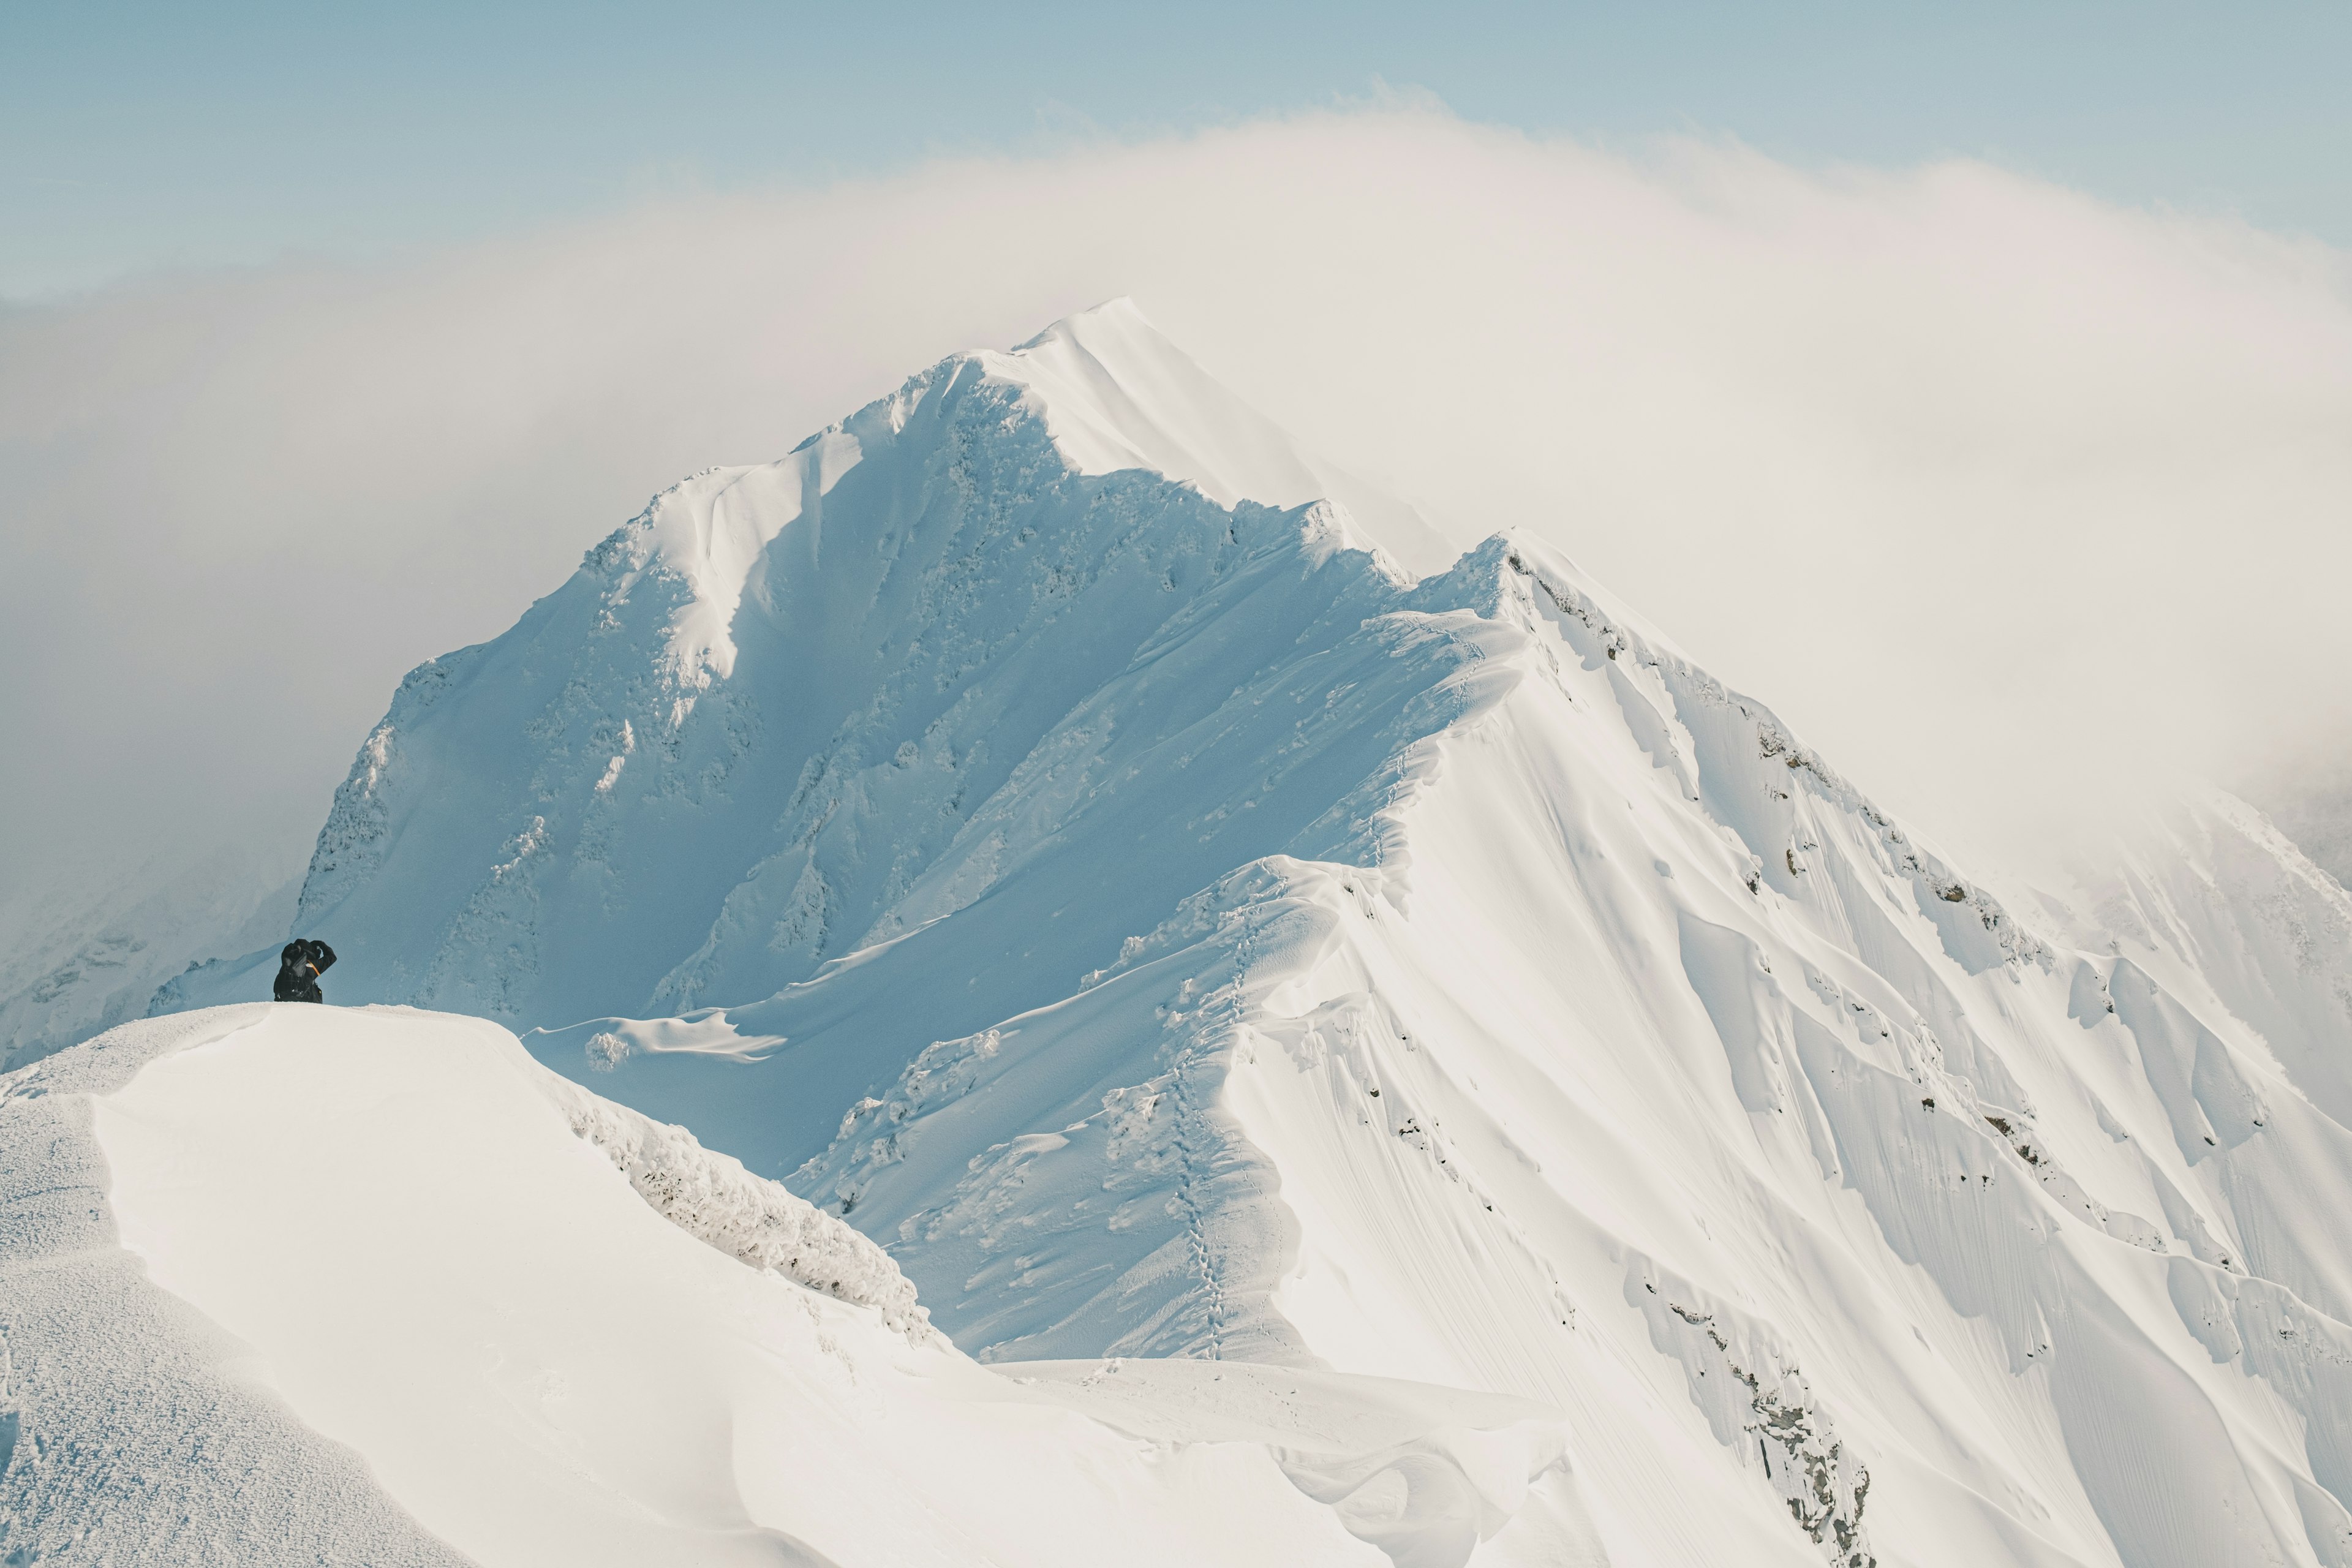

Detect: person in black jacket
274,938,337,1003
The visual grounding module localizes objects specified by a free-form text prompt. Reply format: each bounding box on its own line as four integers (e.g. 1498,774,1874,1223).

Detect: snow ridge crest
548,1075,940,1343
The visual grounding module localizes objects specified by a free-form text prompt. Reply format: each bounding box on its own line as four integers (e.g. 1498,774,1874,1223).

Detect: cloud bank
4,106,2348,892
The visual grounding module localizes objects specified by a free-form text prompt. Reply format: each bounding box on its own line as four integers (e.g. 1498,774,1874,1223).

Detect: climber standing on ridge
273,938,337,1003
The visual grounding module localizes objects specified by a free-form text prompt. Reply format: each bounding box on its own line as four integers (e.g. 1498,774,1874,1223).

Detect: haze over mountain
13,109,2352,943
11,304,2352,1566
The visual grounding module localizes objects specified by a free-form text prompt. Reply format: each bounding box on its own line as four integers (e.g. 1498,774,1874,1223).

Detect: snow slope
145,303,2352,1566
6,1005,1579,1566
0,839,296,1070
0,1011,469,1566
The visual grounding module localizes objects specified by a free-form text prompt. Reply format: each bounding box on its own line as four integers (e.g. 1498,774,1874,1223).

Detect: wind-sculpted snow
152,303,2352,1566
0,1011,469,1566
48,1005,1581,1567
549,1077,938,1343
976,300,1457,578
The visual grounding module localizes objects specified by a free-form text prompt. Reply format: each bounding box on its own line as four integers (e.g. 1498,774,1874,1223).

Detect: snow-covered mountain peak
135,304,2352,1568
577,298,1450,703
242,314,1453,1023
974,297,1459,577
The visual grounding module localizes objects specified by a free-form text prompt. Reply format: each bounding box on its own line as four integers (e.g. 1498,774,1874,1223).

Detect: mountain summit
149,304,2352,1567
169,301,1452,1028
978,299,1458,577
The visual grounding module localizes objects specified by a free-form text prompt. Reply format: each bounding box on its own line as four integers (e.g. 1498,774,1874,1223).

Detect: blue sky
6,1,2346,299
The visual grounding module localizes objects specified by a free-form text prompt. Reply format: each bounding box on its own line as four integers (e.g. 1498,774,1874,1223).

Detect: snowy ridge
141,303,2352,1566
1488,537,2052,971
7,1006,1593,1566
549,1075,939,1343
0,1009,470,1566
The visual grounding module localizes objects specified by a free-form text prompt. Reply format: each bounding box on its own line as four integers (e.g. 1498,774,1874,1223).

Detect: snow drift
4,1005,1578,1566
131,301,2352,1566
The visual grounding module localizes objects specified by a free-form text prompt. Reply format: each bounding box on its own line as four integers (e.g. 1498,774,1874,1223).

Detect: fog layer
4,107,2346,890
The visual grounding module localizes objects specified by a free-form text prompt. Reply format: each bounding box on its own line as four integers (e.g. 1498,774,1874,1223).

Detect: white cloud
4,106,2347,889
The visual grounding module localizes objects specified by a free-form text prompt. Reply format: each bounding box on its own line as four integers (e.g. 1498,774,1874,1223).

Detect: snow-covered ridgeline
791,493,2348,1562
1487,540,2052,970
4,1005,1587,1566
657,502,2352,1563
548,1073,938,1343
137,301,2352,1566
0,1009,470,1566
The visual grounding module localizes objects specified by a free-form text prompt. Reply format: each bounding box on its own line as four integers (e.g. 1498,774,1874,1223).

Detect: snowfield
12,300,2351,1564
5,1005,1580,1565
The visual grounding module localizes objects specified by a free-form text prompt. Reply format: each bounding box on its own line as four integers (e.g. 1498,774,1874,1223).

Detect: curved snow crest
72,1006,1493,1568
1005,1357,1579,1568
978,298,1458,581
791,854,1373,1365
0,1008,475,1566
546,1075,940,1344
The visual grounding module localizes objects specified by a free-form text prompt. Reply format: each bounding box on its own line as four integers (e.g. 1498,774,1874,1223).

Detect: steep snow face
976,299,1458,577
706,536,2352,1568
154,307,2352,1567
2065,791,2352,1133
162,303,1448,1030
